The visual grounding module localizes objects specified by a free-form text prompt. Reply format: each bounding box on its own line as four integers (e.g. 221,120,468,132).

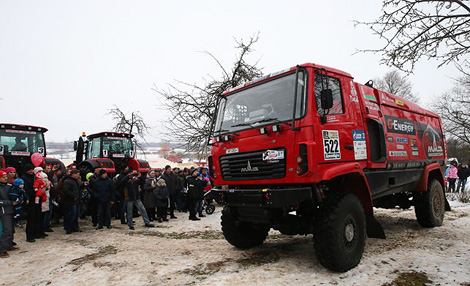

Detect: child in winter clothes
447,161,459,193
154,179,169,223
8,179,29,227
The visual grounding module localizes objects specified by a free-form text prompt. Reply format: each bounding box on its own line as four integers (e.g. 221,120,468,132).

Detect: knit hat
165,165,171,170
5,167,16,173
0,171,6,178
86,173,94,181
24,163,34,171
157,178,166,186
39,172,48,179
34,167,43,174
13,178,24,187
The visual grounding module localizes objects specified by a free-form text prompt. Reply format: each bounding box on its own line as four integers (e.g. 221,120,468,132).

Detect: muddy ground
1,202,469,286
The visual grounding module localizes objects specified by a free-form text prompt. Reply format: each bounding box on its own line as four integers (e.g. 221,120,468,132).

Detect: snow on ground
2,201,470,286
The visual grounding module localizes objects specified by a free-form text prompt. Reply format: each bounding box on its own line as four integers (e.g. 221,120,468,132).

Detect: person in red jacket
34,172,49,203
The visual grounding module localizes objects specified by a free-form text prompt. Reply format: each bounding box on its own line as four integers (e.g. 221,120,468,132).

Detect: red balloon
128,158,139,170
31,152,45,167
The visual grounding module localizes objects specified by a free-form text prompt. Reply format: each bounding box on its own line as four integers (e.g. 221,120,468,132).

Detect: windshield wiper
230,117,279,128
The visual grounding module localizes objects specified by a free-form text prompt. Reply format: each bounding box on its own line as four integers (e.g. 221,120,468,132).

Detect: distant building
166,156,183,163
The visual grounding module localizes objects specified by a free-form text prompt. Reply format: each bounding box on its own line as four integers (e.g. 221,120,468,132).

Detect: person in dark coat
119,170,154,230
161,165,178,219
142,170,157,221
62,170,82,234
22,163,42,242
0,171,18,258
154,178,169,223
457,163,470,192
90,170,115,229
186,169,208,221
176,169,188,212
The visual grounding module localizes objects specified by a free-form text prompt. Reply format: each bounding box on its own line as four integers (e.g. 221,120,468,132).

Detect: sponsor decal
262,150,284,161
352,130,367,160
103,149,108,157
364,94,376,101
412,151,419,156
385,115,415,135
417,123,444,158
350,81,358,97
323,130,341,160
11,151,30,156
396,145,405,150
241,161,259,172
6,129,36,135
396,137,408,144
349,94,359,103
395,99,404,106
389,151,407,157
365,101,380,111
107,137,127,140
387,136,394,142
112,154,125,158
38,147,45,156
326,115,340,123
226,147,239,154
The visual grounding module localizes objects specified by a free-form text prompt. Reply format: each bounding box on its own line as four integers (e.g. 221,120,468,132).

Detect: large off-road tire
221,206,269,249
414,179,445,227
314,193,366,272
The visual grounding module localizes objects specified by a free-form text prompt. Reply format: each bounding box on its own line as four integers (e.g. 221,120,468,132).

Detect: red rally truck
208,64,450,272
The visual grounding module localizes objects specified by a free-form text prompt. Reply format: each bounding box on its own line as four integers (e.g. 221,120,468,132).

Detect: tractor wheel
414,179,445,227
221,206,269,249
205,205,215,215
314,193,366,272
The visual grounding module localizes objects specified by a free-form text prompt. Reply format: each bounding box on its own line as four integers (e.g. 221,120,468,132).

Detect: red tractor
74,131,150,177
0,123,64,175
208,63,450,272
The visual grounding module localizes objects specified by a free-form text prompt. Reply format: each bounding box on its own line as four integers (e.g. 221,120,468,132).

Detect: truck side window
315,75,344,115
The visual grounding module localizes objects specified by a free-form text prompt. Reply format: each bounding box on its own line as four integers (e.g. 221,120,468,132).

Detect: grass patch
68,245,118,267
236,250,280,267
382,271,432,286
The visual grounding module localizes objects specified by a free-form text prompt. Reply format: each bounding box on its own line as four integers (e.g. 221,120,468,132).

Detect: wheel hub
344,223,355,242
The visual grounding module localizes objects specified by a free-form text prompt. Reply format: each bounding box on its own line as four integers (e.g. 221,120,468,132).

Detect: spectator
154,178,169,223
143,170,158,221
457,163,470,192
5,167,18,184
161,165,178,219
62,169,82,234
119,170,154,230
9,178,29,229
33,171,48,238
186,169,208,221
91,170,115,229
1,170,19,258
22,164,40,242
176,169,188,212
448,161,458,193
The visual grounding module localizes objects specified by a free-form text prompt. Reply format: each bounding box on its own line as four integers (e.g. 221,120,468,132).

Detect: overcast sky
0,1,461,142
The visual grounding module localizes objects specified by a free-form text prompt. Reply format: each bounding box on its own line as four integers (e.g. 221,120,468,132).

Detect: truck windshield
102,137,134,158
214,71,307,134
0,129,46,155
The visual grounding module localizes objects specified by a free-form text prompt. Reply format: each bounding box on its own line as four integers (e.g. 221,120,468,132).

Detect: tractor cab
0,123,64,175
74,131,150,176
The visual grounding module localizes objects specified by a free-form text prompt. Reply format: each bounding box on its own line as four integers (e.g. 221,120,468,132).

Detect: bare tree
432,74,470,144
107,105,149,150
374,70,420,103
356,1,470,73
154,34,263,154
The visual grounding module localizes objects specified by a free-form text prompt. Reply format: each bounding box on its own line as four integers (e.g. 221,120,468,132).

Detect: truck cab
209,63,448,272
74,131,150,176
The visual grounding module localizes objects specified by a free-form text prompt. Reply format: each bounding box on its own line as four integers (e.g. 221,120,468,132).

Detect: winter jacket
33,179,48,203
186,176,208,200
61,177,80,205
142,177,157,208
153,186,169,207
90,177,115,204
0,183,13,216
161,172,178,196
119,175,141,202
22,173,35,202
177,175,187,192
448,166,458,179
457,166,470,180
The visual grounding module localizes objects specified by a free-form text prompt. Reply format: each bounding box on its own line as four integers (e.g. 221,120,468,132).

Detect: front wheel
314,193,366,272
221,206,269,249
414,179,445,227
205,205,215,215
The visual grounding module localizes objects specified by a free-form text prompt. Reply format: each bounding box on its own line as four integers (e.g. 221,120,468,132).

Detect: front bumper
211,187,313,208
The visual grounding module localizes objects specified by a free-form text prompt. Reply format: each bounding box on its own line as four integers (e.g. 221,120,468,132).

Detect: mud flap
366,214,386,239
445,197,451,211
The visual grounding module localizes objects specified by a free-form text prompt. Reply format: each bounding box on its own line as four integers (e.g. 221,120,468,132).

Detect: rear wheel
314,193,366,272
221,206,269,249
414,179,445,227
205,205,215,215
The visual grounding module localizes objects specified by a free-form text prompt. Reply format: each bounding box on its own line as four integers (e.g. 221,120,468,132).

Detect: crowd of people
445,161,470,193
0,164,212,258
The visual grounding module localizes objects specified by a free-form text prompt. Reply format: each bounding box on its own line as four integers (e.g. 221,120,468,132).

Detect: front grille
220,148,286,180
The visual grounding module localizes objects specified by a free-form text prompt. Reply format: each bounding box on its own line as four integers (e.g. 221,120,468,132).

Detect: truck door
314,70,366,164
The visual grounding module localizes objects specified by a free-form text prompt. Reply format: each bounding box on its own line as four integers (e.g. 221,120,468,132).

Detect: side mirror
320,89,333,110
73,141,78,151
